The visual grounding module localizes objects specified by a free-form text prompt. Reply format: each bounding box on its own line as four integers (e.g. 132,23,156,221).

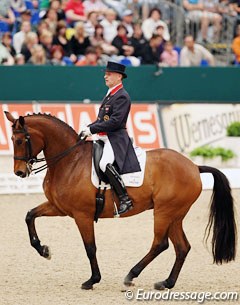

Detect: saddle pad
91,146,146,189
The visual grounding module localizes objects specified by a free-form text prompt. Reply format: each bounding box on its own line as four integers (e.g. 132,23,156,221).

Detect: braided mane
25,113,78,136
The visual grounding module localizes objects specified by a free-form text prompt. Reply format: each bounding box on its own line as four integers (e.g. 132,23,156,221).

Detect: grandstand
0,0,239,66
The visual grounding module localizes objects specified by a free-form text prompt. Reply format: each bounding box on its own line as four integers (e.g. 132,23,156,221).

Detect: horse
4,111,237,291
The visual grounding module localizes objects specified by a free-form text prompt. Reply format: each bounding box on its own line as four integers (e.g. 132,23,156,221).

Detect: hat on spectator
21,9,32,15
105,61,127,78
122,9,133,17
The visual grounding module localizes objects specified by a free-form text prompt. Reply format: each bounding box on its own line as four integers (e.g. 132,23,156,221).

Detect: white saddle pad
91,146,146,189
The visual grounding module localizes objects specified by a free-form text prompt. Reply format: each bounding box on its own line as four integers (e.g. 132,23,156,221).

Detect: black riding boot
105,163,133,215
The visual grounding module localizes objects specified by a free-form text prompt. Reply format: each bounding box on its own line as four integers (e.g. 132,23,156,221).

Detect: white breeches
98,135,115,172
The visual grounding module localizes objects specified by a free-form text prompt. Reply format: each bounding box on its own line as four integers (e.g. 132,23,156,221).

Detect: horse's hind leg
154,220,191,290
74,215,101,290
124,217,170,288
25,201,65,259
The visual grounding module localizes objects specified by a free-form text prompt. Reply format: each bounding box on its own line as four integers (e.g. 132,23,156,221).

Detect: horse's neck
28,117,77,160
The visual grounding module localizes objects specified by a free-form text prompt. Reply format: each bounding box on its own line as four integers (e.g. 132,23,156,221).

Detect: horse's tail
198,165,237,264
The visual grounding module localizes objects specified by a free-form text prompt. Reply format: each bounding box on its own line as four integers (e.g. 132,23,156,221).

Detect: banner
0,103,163,154
161,104,240,153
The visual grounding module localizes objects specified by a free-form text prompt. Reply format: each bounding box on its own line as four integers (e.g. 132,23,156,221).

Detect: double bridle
13,125,84,175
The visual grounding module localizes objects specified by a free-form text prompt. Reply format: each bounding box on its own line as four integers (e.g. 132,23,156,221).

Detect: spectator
180,35,215,66
84,11,99,37
75,46,98,65
201,0,222,42
19,9,32,24
83,0,108,17
15,53,25,65
229,0,240,34
232,24,240,64
50,44,66,65
2,32,16,57
10,0,26,14
13,21,32,54
21,31,39,62
49,0,66,21
27,44,50,65
112,24,135,56
37,20,51,37
160,41,179,66
123,0,147,23
0,42,14,65
100,9,119,43
121,9,134,38
70,21,91,56
95,44,111,65
141,34,164,64
53,20,75,59
0,0,15,29
39,30,54,59
141,7,170,41
44,8,59,34
129,22,147,58
64,0,86,25
90,24,118,55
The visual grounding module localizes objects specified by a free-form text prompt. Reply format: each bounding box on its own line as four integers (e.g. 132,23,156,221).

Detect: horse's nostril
15,170,24,177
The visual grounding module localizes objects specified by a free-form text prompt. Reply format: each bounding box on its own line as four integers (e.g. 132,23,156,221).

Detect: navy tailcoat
88,87,141,174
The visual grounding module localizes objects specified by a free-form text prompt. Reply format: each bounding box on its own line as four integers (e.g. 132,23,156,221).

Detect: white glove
80,126,92,138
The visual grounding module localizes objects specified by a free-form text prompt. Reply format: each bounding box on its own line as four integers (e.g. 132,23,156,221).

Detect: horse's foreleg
124,217,170,288
154,220,191,290
25,201,65,259
74,215,101,290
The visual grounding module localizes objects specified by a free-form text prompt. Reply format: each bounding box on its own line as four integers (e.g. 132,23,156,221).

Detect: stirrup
114,196,133,216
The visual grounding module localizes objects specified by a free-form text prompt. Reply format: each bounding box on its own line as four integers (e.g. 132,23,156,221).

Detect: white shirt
180,43,215,66
100,18,119,43
13,31,26,54
106,82,122,96
141,18,170,41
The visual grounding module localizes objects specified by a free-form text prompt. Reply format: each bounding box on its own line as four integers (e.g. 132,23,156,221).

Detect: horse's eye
16,139,23,145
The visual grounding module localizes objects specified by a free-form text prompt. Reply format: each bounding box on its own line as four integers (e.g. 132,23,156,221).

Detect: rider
79,61,141,215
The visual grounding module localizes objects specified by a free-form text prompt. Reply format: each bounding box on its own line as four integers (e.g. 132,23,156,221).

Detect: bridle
13,123,85,175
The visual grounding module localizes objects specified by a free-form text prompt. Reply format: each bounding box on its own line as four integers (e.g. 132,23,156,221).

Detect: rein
13,124,86,174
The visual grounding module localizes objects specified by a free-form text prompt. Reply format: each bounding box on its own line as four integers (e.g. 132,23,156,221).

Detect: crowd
0,0,239,66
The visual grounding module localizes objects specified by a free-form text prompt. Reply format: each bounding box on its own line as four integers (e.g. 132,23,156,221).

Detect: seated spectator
21,31,39,62
121,9,134,38
39,29,54,59
180,35,215,66
142,7,170,41
53,20,76,60
64,0,86,25
37,20,51,37
95,44,111,65
70,21,91,56
230,0,240,33
201,0,222,42
0,42,14,65
84,11,99,37
44,8,59,34
0,0,15,29
15,53,25,65
50,45,66,65
13,20,32,54
100,9,119,43
2,32,16,57
83,0,108,17
160,41,179,66
75,46,98,65
10,0,26,14
129,22,147,58
49,0,65,21
232,25,240,64
27,44,50,65
90,24,118,55
141,34,164,64
112,24,135,56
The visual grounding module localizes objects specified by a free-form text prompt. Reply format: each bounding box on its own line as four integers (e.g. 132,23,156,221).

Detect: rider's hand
77,127,92,141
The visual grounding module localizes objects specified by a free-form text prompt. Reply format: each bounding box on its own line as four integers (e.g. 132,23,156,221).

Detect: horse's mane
25,113,78,136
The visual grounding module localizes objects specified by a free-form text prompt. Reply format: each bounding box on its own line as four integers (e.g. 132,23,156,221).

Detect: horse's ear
4,111,16,123
19,116,25,127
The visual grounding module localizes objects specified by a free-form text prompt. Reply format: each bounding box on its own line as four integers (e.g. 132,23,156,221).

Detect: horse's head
4,111,44,178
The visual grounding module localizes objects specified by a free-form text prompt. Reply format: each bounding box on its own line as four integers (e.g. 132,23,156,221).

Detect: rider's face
104,71,122,88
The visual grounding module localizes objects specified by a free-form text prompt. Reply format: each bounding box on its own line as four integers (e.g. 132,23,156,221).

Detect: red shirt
64,0,85,16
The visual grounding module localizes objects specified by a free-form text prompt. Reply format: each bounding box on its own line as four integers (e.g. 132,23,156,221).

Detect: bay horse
4,111,236,290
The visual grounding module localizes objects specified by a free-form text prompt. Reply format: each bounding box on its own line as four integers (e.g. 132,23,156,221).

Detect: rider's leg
99,137,133,215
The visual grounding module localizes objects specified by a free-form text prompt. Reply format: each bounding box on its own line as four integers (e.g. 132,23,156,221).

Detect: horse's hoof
154,281,167,290
42,245,51,260
123,275,135,288
81,281,93,290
